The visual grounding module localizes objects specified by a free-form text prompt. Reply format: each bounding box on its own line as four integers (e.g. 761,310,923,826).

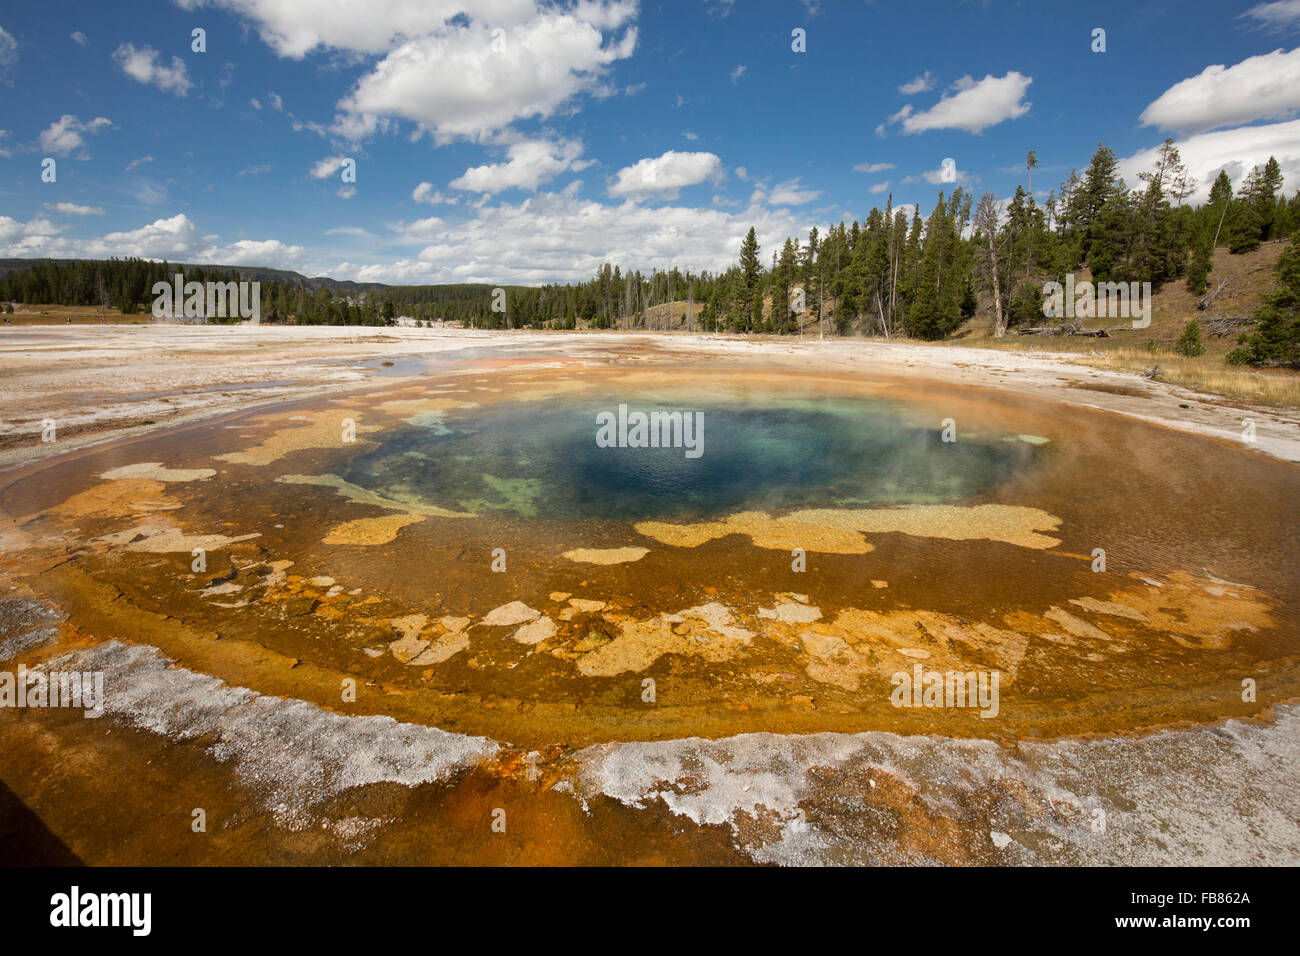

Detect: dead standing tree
97,271,110,325
974,192,1008,337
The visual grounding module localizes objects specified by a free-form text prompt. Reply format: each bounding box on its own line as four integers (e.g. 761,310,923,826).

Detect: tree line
2,139,1298,364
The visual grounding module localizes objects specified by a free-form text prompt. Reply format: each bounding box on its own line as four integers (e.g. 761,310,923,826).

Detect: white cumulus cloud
0,212,311,271
608,150,722,198
1118,119,1300,206
898,71,934,95
330,3,637,143
450,138,588,193
412,182,458,205
47,202,104,215
893,72,1031,135
1139,47,1300,134
94,214,203,257
756,178,821,206
39,114,111,158
113,43,192,96
172,0,553,58
327,188,811,285
208,238,309,269
310,155,350,179
0,216,62,252
904,162,970,186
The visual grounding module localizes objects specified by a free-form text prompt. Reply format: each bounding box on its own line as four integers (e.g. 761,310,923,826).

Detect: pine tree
1174,319,1205,356
904,195,953,340
1227,169,1265,254
1209,170,1233,207
1229,241,1300,367
802,226,819,332
772,237,799,333
1259,157,1284,239
1072,145,1122,230
738,226,761,332
1186,231,1213,295
1225,158,1286,252
1207,170,1233,249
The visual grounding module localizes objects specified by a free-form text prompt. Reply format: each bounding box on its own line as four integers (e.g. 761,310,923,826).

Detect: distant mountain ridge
0,258,512,295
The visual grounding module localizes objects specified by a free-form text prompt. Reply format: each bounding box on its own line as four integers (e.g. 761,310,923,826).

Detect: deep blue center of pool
344,396,1038,521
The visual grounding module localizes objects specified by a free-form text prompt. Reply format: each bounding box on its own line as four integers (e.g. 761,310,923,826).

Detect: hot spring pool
2,362,1297,748
341,393,1043,521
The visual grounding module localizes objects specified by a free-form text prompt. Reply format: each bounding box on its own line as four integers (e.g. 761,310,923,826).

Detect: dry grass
894,331,1300,408
944,325,1300,408
1064,347,1300,409
946,241,1300,409
2,303,142,326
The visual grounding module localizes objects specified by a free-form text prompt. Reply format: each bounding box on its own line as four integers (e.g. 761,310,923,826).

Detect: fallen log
1016,323,1109,337
1205,315,1255,337
1197,275,1233,311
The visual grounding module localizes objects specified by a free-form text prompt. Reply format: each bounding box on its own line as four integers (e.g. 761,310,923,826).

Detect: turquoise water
344,395,1040,521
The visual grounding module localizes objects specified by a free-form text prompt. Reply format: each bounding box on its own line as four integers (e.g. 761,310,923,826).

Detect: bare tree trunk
1212,199,1230,249
990,268,1004,335
984,221,1005,337
976,192,1006,337
988,234,1005,337
889,251,898,327
817,271,823,340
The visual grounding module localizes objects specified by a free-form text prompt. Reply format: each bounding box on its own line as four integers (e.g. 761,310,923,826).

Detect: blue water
344,395,1039,521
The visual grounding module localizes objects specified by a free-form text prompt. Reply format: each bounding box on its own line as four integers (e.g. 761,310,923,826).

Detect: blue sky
2,0,1300,284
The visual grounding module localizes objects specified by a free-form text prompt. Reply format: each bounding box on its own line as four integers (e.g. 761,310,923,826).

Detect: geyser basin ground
1,340,1297,864
3,362,1297,745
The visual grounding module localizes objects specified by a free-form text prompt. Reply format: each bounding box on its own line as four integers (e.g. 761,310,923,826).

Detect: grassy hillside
951,241,1288,348
942,241,1300,407
627,240,1300,408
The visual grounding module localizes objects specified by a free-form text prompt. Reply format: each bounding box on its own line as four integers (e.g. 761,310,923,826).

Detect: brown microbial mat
2,353,1298,865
